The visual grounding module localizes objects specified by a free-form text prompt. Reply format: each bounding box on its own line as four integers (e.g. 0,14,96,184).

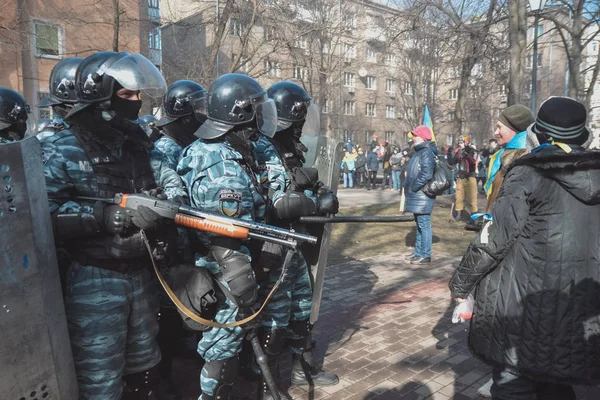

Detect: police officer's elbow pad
211,245,257,308
273,193,317,220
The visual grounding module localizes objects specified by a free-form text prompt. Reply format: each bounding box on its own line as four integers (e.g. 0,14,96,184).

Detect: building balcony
150,48,162,66
149,7,161,23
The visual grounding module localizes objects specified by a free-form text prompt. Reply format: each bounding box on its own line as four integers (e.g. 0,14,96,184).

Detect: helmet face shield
301,103,320,136
253,94,277,138
104,54,167,98
25,109,37,137
190,90,208,120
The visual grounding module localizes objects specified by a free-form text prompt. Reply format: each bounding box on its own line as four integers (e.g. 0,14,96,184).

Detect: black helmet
139,114,161,141
157,80,206,127
267,81,320,135
38,57,83,107
0,88,36,140
194,73,277,139
67,52,167,117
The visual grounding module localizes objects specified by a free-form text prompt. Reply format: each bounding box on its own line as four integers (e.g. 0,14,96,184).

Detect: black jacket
404,141,437,214
449,145,600,384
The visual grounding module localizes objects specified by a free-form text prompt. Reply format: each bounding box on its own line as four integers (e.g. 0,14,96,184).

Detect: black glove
94,202,130,235
290,167,319,192
126,205,169,231
140,187,168,200
106,233,147,259
317,187,339,215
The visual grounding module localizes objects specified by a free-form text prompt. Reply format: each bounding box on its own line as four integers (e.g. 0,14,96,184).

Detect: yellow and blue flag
423,105,436,142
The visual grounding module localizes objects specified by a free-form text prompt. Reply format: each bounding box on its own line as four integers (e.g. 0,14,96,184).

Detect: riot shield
300,135,343,324
0,138,78,399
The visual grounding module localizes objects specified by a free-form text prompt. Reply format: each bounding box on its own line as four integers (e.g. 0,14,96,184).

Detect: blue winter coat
366,151,379,171
404,141,438,215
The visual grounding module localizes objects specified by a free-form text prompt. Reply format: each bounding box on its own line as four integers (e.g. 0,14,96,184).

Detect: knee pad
287,319,313,350
258,328,287,356
212,243,257,308
202,357,239,398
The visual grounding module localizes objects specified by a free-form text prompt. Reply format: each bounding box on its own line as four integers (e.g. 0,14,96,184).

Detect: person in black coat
449,97,600,400
404,125,437,265
366,147,379,190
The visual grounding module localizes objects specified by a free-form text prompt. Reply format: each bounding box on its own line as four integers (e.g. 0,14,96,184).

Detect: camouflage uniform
36,116,68,141
41,125,186,400
254,135,314,353
177,139,265,398
154,135,184,171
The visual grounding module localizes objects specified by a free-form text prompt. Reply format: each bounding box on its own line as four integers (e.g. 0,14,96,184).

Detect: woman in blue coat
404,125,437,264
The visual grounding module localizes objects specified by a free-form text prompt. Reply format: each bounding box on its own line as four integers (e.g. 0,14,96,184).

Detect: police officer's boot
122,365,160,400
257,328,292,400
287,320,339,387
156,307,183,400
198,357,239,400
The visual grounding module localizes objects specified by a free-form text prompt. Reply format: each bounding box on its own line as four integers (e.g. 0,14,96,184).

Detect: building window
148,0,159,8
366,76,376,90
230,19,246,36
343,13,356,29
343,72,356,88
343,101,355,115
500,84,507,95
365,130,373,143
526,53,543,68
344,130,352,141
404,82,413,95
264,60,280,77
446,134,454,146
149,28,161,50
365,103,376,117
38,92,53,119
322,40,330,54
343,43,356,61
264,25,276,41
322,100,329,114
34,22,62,58
384,54,396,66
449,88,458,100
527,24,544,41
293,36,307,49
448,111,456,121
386,105,395,119
366,46,377,62
406,107,415,120
593,41,599,53
385,79,396,94
293,65,307,80
385,131,393,142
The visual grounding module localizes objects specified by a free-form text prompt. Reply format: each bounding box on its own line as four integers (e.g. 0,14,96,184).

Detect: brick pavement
172,252,600,399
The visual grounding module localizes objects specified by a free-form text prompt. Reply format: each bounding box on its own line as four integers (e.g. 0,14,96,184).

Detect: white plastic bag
452,294,474,323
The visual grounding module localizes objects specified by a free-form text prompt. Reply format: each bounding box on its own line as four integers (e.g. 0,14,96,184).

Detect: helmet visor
190,90,208,121
25,109,37,137
301,103,320,136
254,95,277,138
105,54,167,98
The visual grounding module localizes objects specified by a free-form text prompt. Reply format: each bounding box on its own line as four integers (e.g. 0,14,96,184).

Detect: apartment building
0,0,162,119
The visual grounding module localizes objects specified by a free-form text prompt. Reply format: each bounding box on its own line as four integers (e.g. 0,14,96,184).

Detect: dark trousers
355,169,366,187
367,171,377,188
491,368,576,400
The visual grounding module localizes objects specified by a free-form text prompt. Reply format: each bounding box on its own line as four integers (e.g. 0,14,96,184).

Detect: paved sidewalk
172,252,600,399
337,187,401,208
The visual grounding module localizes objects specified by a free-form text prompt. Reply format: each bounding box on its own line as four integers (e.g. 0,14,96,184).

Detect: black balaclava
0,125,24,142
273,121,308,169
111,92,142,121
223,124,260,166
162,114,202,148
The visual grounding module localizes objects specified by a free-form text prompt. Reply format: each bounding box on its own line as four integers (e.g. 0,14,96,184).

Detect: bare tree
508,0,527,105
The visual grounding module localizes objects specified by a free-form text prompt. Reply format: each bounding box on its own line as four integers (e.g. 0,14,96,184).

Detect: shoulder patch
218,189,243,217
258,165,269,184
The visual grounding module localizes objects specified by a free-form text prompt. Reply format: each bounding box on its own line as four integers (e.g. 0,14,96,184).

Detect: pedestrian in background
341,151,356,188
452,135,478,222
390,148,404,192
366,146,379,190
450,97,600,400
404,125,437,264
382,141,393,189
355,149,367,188
345,137,354,153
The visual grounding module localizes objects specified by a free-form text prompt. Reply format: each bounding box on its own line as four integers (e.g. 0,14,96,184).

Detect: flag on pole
423,105,436,142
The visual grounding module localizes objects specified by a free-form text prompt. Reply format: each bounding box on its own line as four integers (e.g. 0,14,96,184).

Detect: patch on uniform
219,189,242,217
258,165,269,184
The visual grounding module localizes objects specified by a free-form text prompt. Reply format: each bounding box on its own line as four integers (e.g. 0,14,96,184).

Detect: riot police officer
253,82,339,399
36,57,82,139
0,88,36,143
40,51,186,400
177,73,277,400
155,80,206,169
139,114,162,142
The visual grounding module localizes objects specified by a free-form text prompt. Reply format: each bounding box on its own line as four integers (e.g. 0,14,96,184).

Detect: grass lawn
328,195,481,264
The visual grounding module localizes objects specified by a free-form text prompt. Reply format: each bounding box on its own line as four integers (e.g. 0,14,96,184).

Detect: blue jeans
491,368,575,400
392,170,402,190
343,172,354,188
414,214,432,258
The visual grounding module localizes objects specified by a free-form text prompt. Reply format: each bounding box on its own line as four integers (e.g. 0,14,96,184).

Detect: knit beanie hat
498,104,534,133
531,97,589,145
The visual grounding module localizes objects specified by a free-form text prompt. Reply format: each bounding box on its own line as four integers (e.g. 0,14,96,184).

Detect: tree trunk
112,0,119,52
585,48,600,110
568,35,583,100
508,0,526,106
208,0,235,80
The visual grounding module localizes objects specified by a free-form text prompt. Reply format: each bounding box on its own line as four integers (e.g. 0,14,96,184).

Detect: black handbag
422,156,451,198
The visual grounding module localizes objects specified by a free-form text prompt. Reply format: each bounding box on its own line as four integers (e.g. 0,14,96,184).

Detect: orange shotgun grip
174,214,250,239
119,194,129,208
